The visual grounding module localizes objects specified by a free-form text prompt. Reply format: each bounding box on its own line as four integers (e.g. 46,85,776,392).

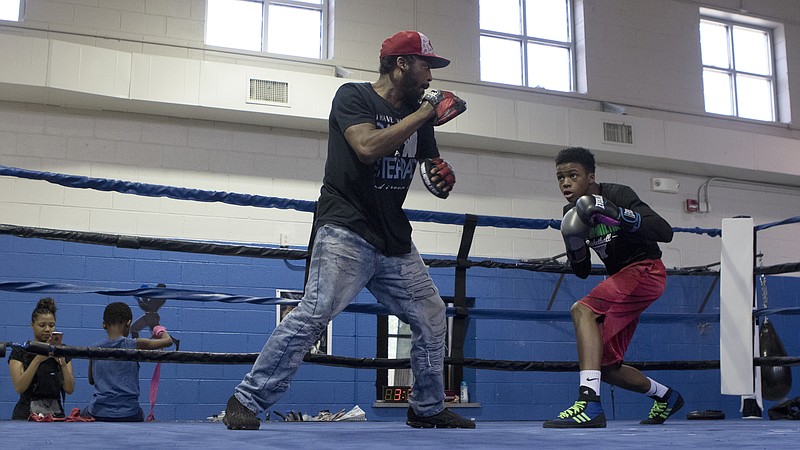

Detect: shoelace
648,400,669,418
558,401,586,418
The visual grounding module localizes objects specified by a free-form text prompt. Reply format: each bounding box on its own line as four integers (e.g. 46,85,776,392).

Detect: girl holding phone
8,297,75,419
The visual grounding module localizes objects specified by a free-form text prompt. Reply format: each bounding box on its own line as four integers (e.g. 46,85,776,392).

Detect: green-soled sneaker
640,389,684,425
543,400,606,428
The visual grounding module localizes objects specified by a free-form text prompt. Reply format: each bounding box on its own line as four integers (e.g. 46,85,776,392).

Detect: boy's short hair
555,147,596,174
104,302,133,325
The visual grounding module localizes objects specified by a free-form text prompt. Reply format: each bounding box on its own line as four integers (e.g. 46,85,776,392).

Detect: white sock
645,377,669,399
580,370,601,395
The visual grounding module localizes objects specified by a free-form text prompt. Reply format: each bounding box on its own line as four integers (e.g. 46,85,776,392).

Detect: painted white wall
0,0,799,270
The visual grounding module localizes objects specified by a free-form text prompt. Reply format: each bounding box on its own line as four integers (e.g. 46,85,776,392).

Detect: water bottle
460,380,469,403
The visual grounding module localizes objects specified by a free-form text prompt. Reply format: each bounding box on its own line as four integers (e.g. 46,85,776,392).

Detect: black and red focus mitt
419,157,455,199
421,89,467,126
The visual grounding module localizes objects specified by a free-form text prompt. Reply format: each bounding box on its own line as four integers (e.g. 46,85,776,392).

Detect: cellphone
49,331,63,346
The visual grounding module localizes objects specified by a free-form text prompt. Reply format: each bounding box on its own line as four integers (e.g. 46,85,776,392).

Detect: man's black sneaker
223,395,261,430
406,407,476,428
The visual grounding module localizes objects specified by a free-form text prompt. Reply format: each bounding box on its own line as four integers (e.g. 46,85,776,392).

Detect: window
376,296,475,403
206,0,326,59
700,18,776,121
479,0,574,92
384,315,413,389
0,0,23,22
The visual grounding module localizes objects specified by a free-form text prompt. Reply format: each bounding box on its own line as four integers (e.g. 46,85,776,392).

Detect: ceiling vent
603,122,633,145
247,78,289,106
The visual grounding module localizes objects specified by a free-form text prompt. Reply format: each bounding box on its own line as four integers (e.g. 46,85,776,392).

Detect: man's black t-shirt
563,183,673,275
316,82,439,255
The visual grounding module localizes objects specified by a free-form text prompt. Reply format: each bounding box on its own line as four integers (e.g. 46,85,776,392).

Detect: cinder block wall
1,234,798,421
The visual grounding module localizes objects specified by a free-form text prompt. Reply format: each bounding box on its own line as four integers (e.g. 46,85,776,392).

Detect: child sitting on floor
82,302,173,421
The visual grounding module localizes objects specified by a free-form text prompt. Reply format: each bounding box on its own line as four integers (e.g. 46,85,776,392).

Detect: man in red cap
223,31,473,430
379,30,451,69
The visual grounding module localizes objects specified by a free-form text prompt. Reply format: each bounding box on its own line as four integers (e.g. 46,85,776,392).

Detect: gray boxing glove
561,207,591,279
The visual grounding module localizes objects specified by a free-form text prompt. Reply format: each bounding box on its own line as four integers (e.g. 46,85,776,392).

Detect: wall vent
247,78,289,106
603,122,633,145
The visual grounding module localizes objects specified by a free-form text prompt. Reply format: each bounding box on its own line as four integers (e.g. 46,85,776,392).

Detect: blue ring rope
0,164,723,235
0,281,719,323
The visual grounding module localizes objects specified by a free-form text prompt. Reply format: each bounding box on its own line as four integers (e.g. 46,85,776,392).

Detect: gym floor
1,419,797,449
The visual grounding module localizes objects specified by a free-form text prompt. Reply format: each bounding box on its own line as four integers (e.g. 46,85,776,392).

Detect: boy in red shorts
544,147,683,428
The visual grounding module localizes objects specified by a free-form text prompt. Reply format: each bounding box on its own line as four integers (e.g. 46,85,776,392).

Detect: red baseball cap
379,31,450,69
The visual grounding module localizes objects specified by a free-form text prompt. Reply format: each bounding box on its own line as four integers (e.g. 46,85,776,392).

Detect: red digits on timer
383,386,409,402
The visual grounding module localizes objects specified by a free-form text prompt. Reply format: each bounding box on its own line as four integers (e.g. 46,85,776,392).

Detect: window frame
206,0,329,59
700,16,777,122
479,0,576,92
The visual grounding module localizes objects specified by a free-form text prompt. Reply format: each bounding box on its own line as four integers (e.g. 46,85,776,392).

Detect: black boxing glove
575,194,641,233
419,157,455,198
561,207,591,279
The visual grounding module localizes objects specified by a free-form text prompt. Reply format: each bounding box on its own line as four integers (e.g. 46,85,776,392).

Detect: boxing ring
2,418,800,449
2,164,800,447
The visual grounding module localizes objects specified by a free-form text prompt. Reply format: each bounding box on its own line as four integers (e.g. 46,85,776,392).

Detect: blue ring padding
0,164,723,235
0,281,719,323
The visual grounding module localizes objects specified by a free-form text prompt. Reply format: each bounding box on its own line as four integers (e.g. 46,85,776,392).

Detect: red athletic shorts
578,259,666,366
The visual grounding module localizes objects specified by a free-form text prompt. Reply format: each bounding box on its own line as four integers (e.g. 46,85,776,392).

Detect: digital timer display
382,386,411,402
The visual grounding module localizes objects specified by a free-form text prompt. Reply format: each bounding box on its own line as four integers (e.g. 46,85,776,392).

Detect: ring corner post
720,217,755,396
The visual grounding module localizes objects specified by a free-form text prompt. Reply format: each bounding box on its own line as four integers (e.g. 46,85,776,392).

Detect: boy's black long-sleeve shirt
563,182,673,277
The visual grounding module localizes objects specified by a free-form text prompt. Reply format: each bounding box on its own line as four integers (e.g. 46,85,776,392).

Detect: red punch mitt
419,157,455,199
422,89,467,126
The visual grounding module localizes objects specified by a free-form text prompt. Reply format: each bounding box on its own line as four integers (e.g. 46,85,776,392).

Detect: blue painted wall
1,234,798,422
